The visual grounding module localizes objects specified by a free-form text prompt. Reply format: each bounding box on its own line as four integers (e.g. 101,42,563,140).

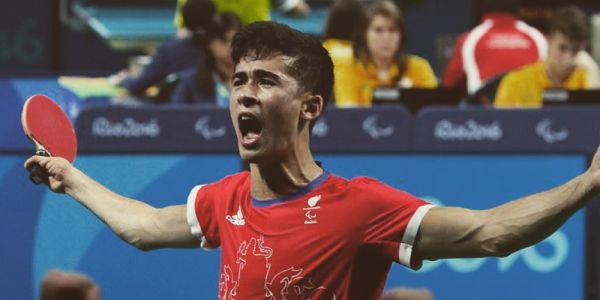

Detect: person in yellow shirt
322,0,363,105
494,5,590,108
175,0,309,32
334,0,437,107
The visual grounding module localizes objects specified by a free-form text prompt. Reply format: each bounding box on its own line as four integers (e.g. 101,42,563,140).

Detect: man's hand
24,156,76,193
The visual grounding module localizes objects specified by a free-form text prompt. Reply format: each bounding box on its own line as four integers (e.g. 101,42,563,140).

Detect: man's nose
234,81,260,106
236,93,259,107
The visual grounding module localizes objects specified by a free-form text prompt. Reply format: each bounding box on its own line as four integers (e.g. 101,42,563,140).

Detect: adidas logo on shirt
226,205,245,226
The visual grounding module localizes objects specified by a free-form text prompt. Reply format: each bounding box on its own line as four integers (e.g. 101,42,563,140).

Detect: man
26,22,600,299
114,0,215,98
443,0,547,96
174,0,310,30
494,5,590,108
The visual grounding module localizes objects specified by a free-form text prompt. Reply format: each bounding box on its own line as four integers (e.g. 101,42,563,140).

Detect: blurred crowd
104,0,600,111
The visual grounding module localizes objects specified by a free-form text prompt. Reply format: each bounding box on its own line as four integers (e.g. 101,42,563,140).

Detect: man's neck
249,156,323,201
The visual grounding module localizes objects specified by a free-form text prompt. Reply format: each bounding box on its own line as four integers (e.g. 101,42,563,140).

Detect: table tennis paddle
21,94,78,185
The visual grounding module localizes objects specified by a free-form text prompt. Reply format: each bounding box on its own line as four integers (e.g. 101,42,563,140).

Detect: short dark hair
324,0,363,41
182,0,217,31
231,22,334,112
549,5,589,44
194,12,243,46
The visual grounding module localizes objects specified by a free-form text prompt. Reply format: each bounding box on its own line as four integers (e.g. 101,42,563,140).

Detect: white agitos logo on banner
311,118,329,137
195,116,226,140
362,115,394,139
536,119,568,144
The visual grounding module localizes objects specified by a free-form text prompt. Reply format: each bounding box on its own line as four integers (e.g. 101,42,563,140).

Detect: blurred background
2,0,600,299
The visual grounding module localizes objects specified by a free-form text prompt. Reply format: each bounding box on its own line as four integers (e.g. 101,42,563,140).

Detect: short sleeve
355,178,433,270
186,184,220,249
398,204,434,269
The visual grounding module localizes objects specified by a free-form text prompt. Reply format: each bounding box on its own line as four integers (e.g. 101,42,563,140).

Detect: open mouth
238,113,262,146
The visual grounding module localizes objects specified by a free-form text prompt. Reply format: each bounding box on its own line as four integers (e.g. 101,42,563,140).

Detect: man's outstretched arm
415,146,600,260
24,156,199,251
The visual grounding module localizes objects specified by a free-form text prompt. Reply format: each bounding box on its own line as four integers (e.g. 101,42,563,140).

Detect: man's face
546,32,584,78
230,53,306,163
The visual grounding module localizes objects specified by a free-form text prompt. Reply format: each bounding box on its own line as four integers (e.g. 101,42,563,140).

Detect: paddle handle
29,149,50,185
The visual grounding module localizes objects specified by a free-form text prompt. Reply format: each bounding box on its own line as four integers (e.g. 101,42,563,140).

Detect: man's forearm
484,172,596,255
65,168,162,249
415,167,599,260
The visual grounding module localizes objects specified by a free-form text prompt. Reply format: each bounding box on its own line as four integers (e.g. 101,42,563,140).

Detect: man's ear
301,94,324,122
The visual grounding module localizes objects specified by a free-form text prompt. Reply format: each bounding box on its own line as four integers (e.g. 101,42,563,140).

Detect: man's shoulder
204,171,250,191
220,171,251,185
343,175,391,192
333,175,421,206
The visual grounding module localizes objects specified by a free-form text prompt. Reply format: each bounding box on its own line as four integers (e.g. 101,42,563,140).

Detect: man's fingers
48,165,66,180
24,155,49,169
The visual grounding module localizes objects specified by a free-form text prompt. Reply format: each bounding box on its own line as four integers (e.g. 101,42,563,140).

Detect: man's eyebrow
232,72,247,80
232,69,282,82
253,69,281,80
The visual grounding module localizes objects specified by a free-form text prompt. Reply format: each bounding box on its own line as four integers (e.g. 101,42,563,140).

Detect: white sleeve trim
398,204,434,268
186,184,214,249
462,20,493,94
515,20,548,59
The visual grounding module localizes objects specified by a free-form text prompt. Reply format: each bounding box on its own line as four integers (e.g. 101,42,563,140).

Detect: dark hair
483,0,520,14
182,0,217,31
195,12,243,98
353,0,408,81
323,0,363,41
549,5,589,45
231,21,334,114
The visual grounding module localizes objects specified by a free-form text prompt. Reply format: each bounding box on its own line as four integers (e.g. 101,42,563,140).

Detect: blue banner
311,106,412,152
75,106,238,153
414,106,600,152
1,153,587,299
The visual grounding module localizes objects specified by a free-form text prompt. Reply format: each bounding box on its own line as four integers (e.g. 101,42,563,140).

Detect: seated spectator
443,0,547,96
322,0,363,103
174,0,309,30
170,12,242,106
112,0,215,99
334,0,437,107
494,5,591,108
322,0,362,57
